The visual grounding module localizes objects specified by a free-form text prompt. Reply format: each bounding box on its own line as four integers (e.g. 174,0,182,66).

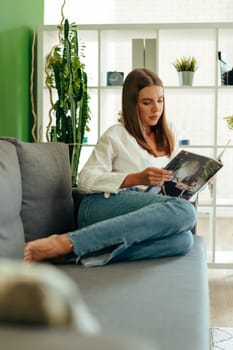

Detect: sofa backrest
0,140,24,259
0,138,76,244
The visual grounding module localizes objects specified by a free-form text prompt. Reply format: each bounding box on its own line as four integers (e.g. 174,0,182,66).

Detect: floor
208,269,233,327
198,217,233,348
197,216,233,326
210,327,233,349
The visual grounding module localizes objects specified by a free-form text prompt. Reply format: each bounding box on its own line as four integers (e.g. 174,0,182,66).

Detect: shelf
216,199,233,207
164,85,217,89
92,85,123,90
87,85,233,90
217,85,233,89
198,201,233,207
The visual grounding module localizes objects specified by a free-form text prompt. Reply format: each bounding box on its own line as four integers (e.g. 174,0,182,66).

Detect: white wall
44,0,233,25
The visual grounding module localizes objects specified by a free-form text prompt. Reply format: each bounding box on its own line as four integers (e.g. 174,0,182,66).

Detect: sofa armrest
0,329,156,350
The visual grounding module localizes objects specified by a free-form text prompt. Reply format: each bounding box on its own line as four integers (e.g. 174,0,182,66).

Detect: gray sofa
0,138,210,350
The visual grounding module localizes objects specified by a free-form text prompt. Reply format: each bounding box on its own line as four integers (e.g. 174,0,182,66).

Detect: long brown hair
121,68,174,157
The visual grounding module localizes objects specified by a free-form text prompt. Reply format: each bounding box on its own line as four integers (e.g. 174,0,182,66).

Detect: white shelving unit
37,23,233,267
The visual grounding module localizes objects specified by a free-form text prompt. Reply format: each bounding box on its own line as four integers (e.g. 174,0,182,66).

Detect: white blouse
77,123,178,194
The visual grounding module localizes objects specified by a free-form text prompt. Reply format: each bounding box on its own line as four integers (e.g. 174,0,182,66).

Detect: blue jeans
69,189,196,267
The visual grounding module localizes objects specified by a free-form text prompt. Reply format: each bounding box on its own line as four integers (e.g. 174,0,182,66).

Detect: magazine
146,150,223,201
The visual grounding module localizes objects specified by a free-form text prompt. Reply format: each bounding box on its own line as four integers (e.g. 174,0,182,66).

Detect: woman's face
137,85,164,131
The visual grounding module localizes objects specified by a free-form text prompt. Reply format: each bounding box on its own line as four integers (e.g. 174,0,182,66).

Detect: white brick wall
44,0,233,24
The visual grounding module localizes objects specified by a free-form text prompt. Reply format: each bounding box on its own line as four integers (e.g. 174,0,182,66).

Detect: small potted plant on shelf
172,56,198,86
225,115,233,130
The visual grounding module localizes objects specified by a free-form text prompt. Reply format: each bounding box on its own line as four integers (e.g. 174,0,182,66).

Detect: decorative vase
178,71,194,86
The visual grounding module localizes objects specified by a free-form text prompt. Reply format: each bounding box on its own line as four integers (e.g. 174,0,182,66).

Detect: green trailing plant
45,19,91,187
224,115,233,130
172,56,198,72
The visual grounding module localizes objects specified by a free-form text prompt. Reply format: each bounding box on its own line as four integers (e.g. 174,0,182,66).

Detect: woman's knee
177,231,194,255
173,198,197,232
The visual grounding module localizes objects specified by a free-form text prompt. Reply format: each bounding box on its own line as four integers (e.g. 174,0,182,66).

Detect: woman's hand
120,167,173,189
208,175,216,185
138,167,173,186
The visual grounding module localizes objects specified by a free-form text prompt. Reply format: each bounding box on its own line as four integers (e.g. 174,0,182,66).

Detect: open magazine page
146,150,223,201
161,150,223,200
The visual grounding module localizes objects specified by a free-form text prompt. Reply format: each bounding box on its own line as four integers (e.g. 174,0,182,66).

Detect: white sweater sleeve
77,130,129,194
77,123,178,194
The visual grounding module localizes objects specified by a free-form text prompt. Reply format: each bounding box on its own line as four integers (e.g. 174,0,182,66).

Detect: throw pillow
0,141,24,259
1,138,76,242
0,259,100,332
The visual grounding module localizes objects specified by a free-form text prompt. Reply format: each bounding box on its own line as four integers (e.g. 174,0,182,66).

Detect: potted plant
172,56,198,86
45,19,91,187
225,115,233,130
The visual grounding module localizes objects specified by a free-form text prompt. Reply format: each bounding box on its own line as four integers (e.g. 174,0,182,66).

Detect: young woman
24,68,196,267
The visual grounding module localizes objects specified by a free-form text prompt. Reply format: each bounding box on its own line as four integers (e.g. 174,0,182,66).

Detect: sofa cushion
61,236,209,350
1,138,75,242
0,141,24,259
0,259,100,333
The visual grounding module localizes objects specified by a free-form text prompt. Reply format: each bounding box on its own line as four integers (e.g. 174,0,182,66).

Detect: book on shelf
132,39,144,69
146,150,224,201
132,38,157,72
145,38,156,72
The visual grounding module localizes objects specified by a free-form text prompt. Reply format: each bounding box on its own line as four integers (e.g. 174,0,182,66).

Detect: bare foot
24,234,73,263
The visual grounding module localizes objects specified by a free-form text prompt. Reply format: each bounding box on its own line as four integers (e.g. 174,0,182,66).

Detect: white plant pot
178,71,194,86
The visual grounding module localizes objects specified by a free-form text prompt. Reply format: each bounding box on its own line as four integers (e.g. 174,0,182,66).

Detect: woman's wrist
120,173,141,189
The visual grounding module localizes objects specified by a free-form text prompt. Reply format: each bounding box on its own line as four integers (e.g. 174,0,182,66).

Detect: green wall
0,0,43,141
